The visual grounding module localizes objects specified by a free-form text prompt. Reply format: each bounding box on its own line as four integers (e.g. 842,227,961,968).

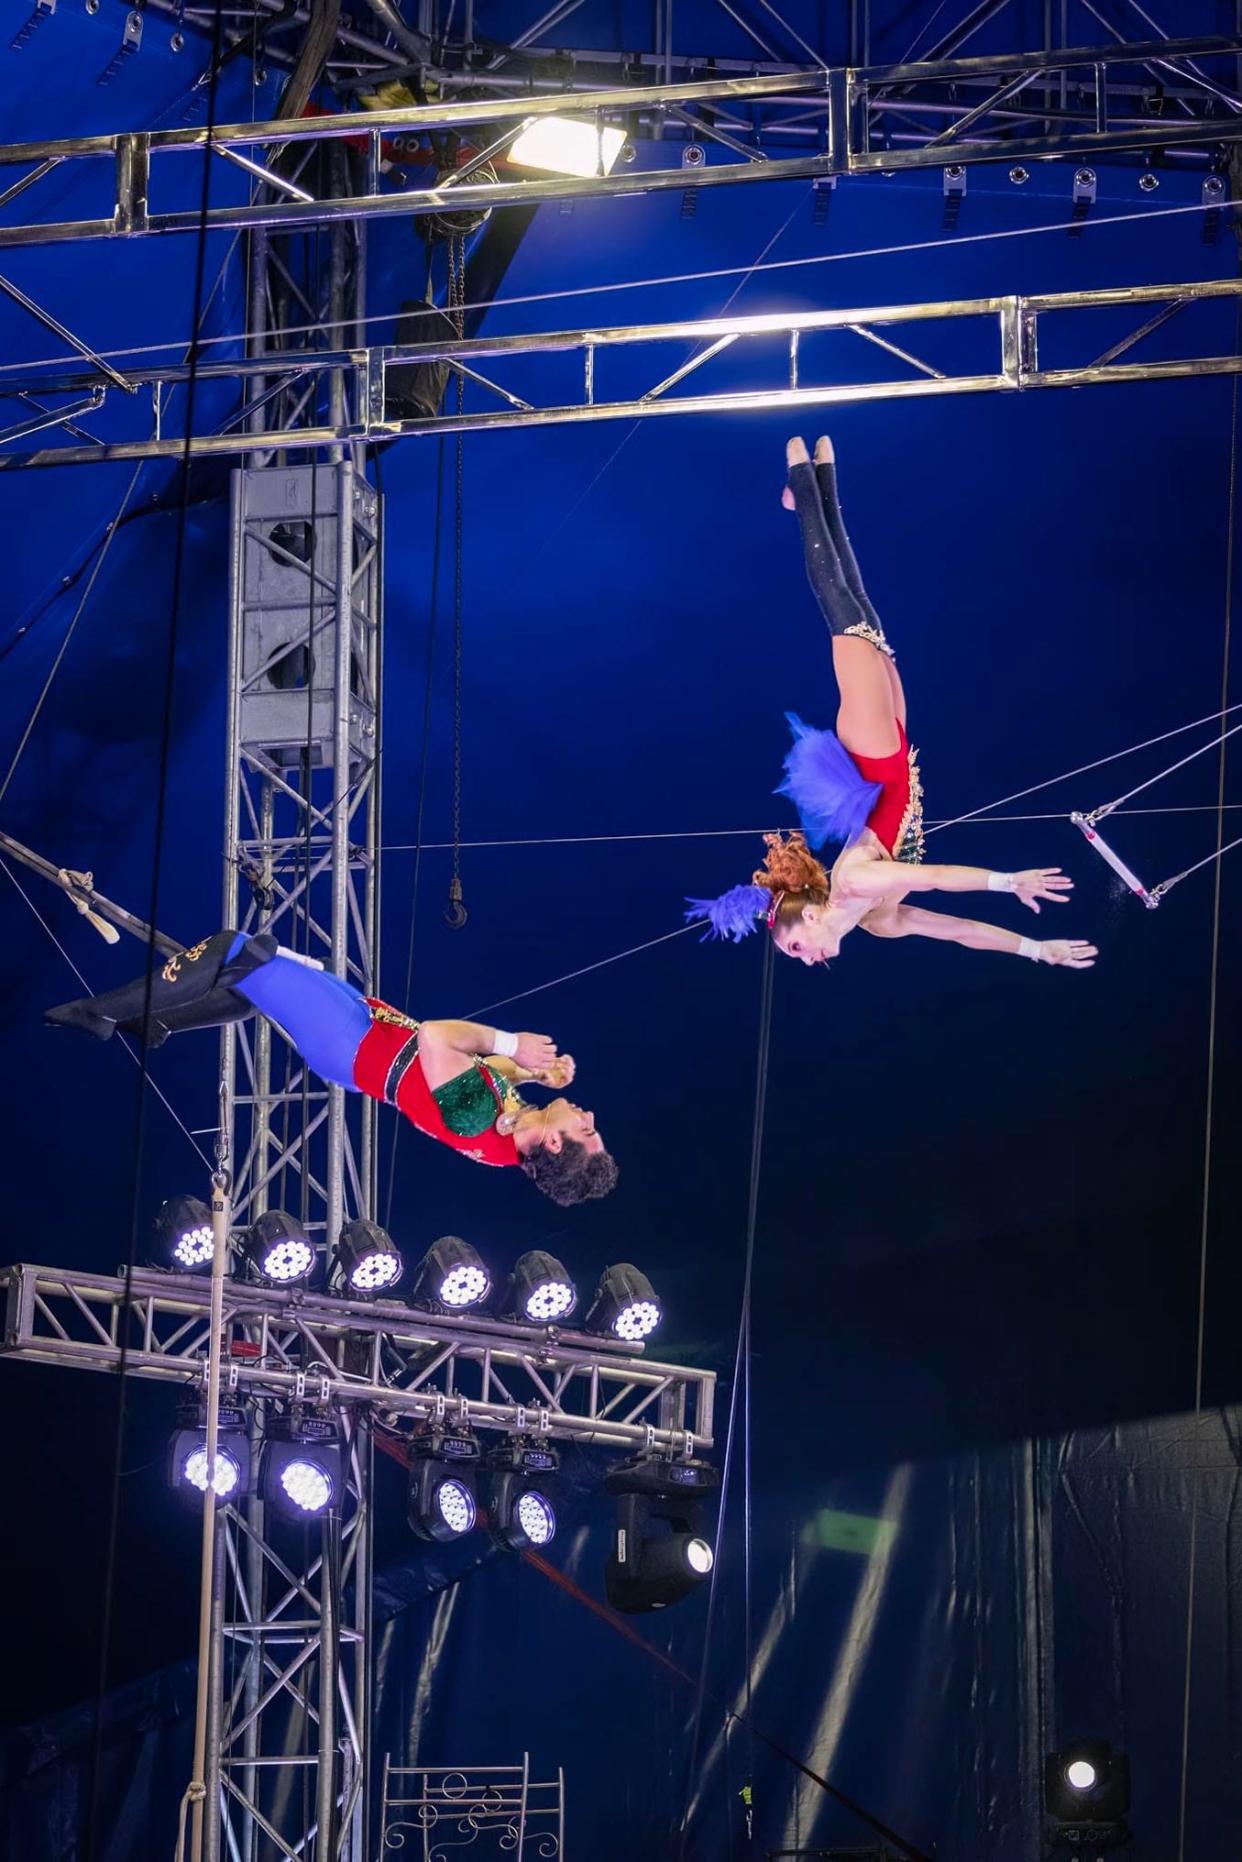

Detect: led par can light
408,1426,481,1544
504,1250,577,1325
484,1439,560,1551
153,1194,215,1274
584,1262,662,1343
245,1210,316,1286
336,1217,403,1295
168,1400,252,1502
409,1235,491,1312
262,1413,342,1517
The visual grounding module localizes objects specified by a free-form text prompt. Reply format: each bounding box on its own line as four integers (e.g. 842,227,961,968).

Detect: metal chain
445,232,467,928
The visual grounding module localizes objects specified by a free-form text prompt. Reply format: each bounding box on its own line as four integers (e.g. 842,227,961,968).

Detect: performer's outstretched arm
841,860,1073,912
870,904,1098,968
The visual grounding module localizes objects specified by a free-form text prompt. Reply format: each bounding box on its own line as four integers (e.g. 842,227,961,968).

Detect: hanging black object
443,874,467,928
386,299,458,422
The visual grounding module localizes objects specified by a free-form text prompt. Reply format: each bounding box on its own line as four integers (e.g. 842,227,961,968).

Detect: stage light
585,1263,662,1342
409,1235,491,1312
509,115,626,178
245,1210,315,1285
408,1426,481,1543
153,1194,214,1273
168,1400,252,1502
505,1250,576,1325
263,1414,342,1517
604,1453,721,1613
1044,1740,1130,1845
336,1217,402,1295
484,1439,559,1551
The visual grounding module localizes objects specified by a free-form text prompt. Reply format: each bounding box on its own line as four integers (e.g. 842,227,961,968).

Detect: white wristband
988,871,1017,892
491,1028,519,1058
1017,937,1042,962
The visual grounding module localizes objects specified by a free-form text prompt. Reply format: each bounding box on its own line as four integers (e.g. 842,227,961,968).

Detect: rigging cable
444,231,467,929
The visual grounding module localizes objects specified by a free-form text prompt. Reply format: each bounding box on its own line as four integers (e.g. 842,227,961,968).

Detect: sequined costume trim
841,619,895,662
431,1060,507,1138
894,740,926,865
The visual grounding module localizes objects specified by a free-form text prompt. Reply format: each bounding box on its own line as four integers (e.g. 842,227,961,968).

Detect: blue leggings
228,936,372,1090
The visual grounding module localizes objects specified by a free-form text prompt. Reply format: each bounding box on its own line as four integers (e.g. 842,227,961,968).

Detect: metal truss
0,1262,717,1453
4,276,1241,468
0,36,1239,254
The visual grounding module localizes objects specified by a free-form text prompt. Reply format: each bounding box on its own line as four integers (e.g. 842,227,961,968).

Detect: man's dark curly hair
520,1138,619,1207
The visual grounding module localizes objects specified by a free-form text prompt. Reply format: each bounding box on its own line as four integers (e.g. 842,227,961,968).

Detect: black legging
787,458,887,645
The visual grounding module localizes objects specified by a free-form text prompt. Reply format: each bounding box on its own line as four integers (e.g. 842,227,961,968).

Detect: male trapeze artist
687,438,1099,972
47,932,618,1206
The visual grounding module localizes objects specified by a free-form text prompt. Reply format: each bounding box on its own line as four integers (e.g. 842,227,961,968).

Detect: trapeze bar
1070,812,1159,909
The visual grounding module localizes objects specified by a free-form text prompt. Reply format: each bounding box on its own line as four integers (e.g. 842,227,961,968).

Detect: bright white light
614,1299,661,1341
350,1250,401,1292
440,1264,489,1308
685,1537,714,1575
1065,1760,1097,1792
525,1280,574,1322
184,1447,240,1498
175,1224,214,1269
516,1491,556,1546
436,1479,476,1536
262,1238,315,1283
509,116,626,179
281,1458,333,1513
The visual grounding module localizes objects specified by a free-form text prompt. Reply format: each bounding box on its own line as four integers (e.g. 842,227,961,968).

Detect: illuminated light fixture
168,1399,252,1502
509,115,626,178
409,1235,491,1312
153,1194,214,1274
245,1210,316,1286
505,1250,576,1325
484,1439,559,1551
585,1263,662,1343
408,1426,481,1543
336,1217,402,1295
604,1453,721,1613
263,1414,342,1517
1043,1740,1130,1846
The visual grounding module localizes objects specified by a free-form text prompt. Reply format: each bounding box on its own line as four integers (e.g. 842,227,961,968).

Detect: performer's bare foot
781,435,810,509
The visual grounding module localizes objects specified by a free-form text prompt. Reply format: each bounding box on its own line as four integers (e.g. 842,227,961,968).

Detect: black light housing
168,1398,252,1502
244,1210,316,1286
504,1250,577,1325
262,1413,342,1516
604,1454,720,1613
336,1217,402,1296
153,1194,214,1274
408,1426,481,1543
484,1439,559,1551
409,1235,491,1312
1044,1740,1130,1845
584,1262,662,1343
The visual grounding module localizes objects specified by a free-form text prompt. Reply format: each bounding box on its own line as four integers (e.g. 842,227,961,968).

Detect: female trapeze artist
686,438,1099,972
46,932,618,1206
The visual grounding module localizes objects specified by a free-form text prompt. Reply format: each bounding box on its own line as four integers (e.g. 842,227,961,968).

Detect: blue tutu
775,712,881,850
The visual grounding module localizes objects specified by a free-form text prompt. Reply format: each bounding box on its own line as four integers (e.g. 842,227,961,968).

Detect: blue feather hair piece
775,712,881,849
684,883,769,943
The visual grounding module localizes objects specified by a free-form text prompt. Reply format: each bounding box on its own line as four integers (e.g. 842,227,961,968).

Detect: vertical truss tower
213,168,380,1862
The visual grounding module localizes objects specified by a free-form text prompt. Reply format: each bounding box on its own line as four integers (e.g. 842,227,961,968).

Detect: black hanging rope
444,231,467,930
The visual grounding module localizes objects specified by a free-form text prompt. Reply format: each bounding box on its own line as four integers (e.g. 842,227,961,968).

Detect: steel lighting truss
0,35,1239,256
0,1262,717,1453
3,276,1242,468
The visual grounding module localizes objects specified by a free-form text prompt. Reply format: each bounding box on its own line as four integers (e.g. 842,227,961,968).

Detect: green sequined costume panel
431,1062,503,1137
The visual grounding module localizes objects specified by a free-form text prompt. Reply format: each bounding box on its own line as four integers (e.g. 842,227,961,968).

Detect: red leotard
352,1003,520,1168
849,722,925,864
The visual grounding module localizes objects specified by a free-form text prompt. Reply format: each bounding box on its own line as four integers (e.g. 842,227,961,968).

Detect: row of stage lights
154,1196,663,1343
169,1404,718,1611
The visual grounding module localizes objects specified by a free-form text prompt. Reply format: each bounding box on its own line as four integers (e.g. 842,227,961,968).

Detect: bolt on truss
0,1264,717,1451
4,275,1242,467
0,36,1239,251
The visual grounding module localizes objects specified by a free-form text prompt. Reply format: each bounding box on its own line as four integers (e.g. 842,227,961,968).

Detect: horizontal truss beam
4,277,1240,468
0,1262,716,1453
0,37,1238,250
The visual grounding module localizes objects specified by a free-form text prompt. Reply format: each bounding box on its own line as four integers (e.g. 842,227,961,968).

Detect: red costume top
850,723,926,864
352,1001,521,1168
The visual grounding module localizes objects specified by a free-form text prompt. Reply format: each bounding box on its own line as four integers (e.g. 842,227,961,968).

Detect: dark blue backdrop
2,4,1242,1857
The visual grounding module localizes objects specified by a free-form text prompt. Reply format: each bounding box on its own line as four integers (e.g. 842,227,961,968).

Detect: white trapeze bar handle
275,944,326,970
1071,812,1159,909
